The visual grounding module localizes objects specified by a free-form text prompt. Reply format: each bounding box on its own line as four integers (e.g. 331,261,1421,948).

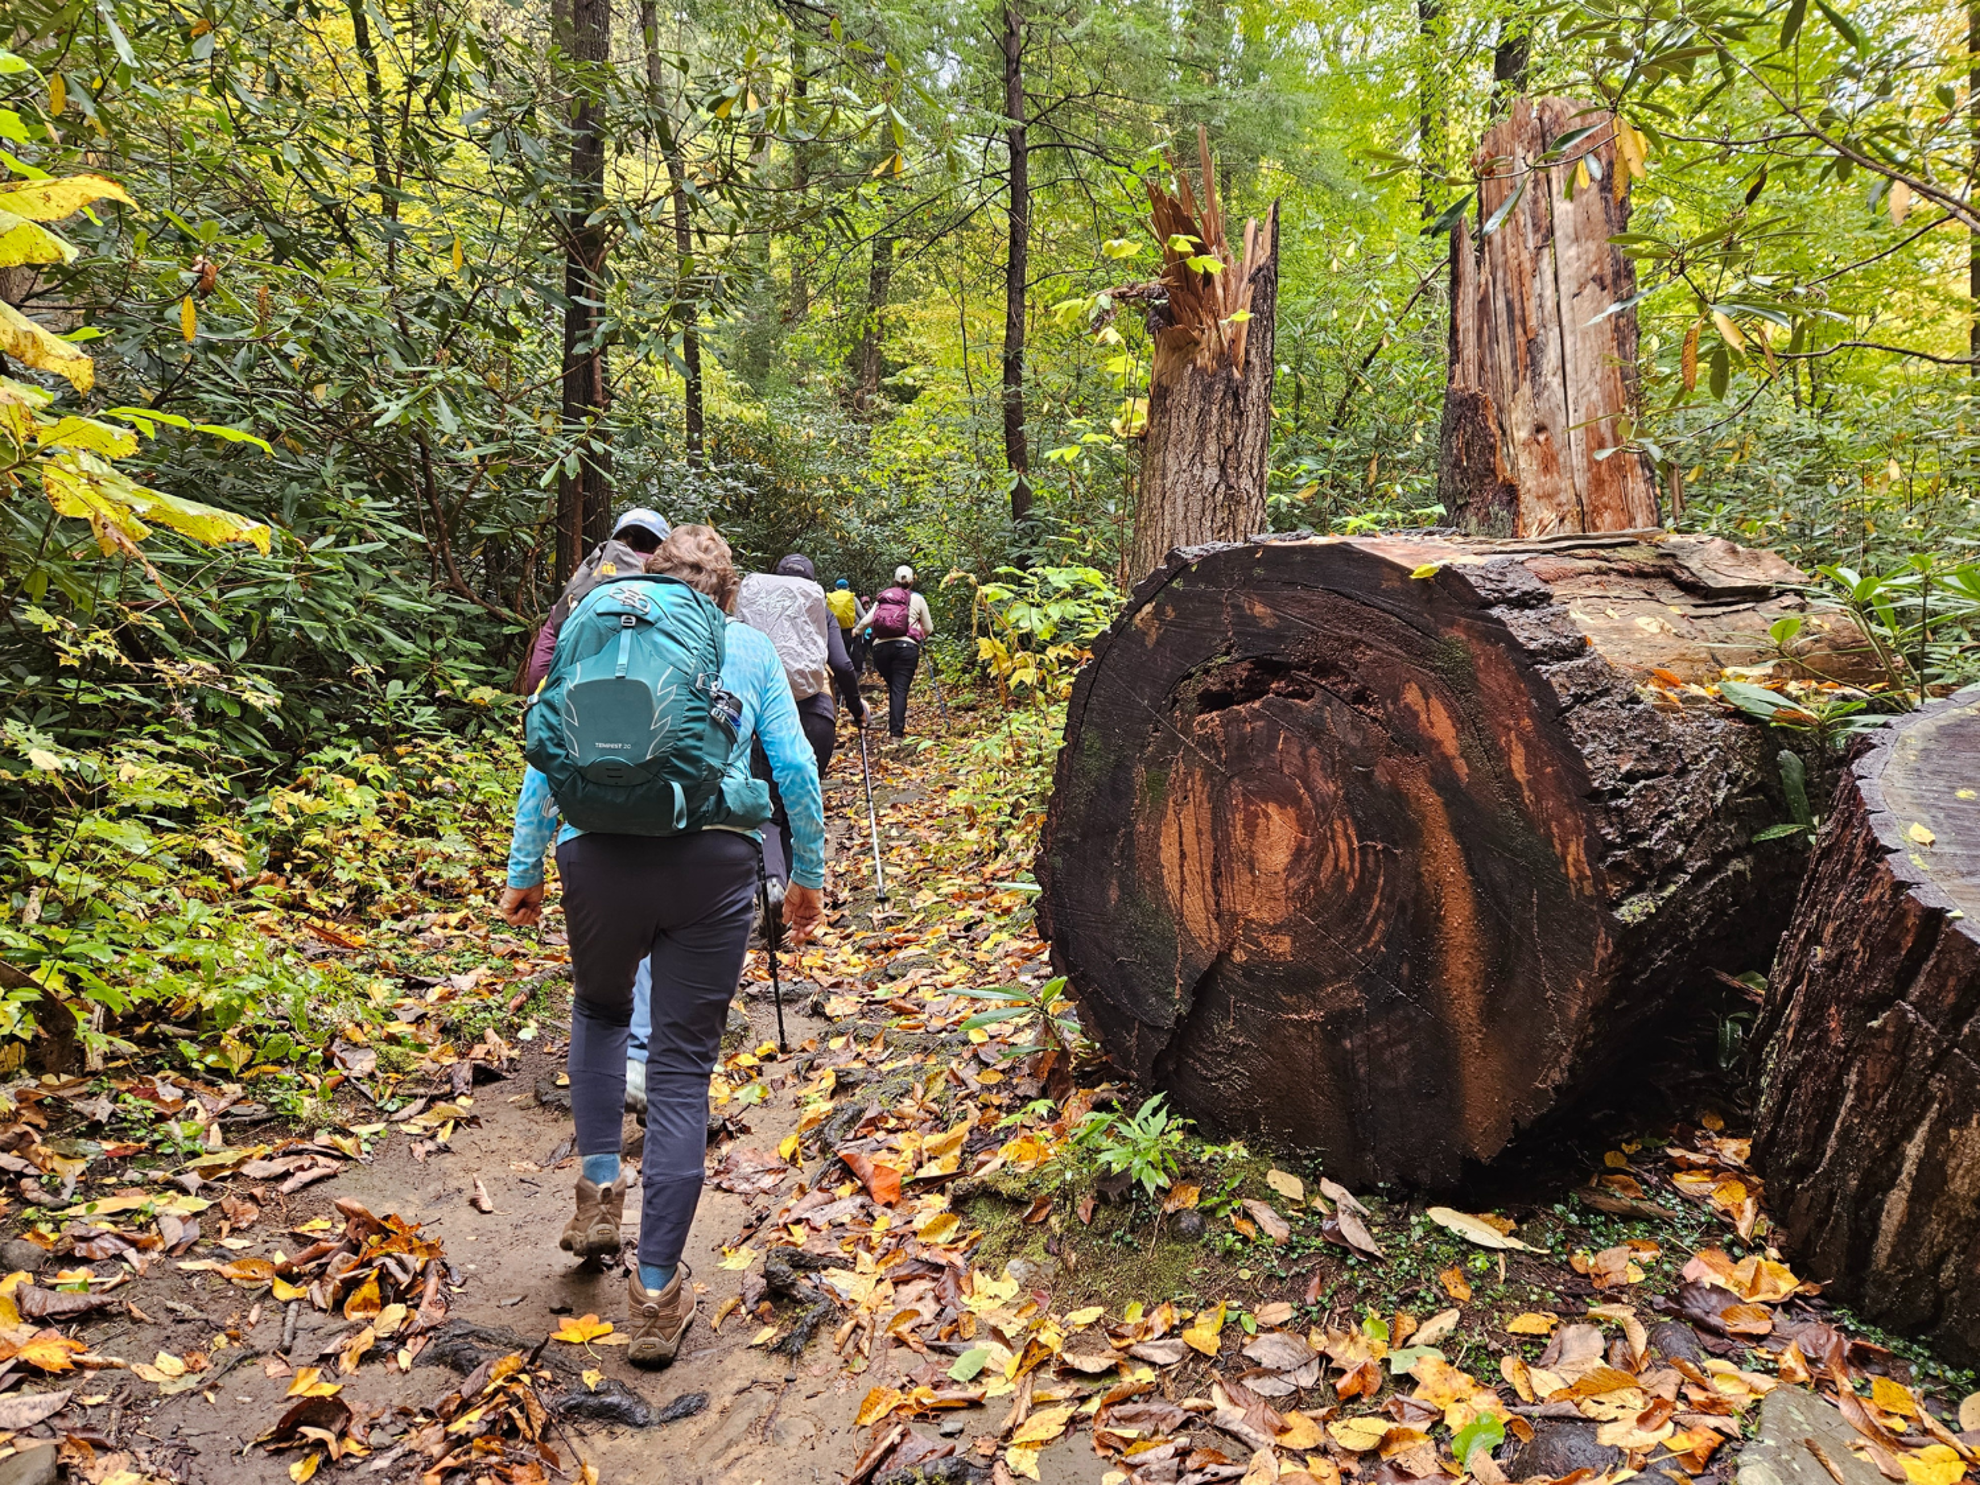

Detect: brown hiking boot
626,1266,695,1367
558,1178,624,1258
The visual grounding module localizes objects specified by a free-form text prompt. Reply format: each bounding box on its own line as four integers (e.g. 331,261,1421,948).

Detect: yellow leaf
1411,563,1443,580
1329,1416,1392,1453
1010,1404,1076,1446
272,1277,306,1302
1277,1411,1326,1450
150,1350,188,1379
41,450,272,553
181,296,197,343
1909,822,1935,846
719,1244,756,1272
1183,1301,1226,1356
748,1325,778,1348
1711,310,1748,355
1162,1183,1201,1214
856,1386,903,1426
778,1132,800,1162
1267,1169,1305,1203
15,1334,87,1372
1903,1446,1963,1485
1506,1313,1560,1335
1439,1266,1472,1302
582,1367,602,1391
290,1453,321,1484
553,1314,614,1344
450,235,464,274
285,1367,342,1398
1065,1306,1105,1328
0,208,79,269
48,73,65,116
1871,1377,1918,1418
1887,181,1912,228
1005,1443,1043,1481
0,174,136,222
0,299,93,391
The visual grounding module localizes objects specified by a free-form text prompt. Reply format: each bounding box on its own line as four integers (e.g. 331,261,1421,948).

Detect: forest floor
0,690,1974,1485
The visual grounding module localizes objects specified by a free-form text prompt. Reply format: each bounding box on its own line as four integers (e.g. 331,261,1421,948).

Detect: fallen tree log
1752,692,1980,1364
1038,530,1874,1186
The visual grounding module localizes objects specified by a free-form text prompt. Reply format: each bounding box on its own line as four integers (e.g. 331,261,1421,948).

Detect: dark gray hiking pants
556,829,758,1269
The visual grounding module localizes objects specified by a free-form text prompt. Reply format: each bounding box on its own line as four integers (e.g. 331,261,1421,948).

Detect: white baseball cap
895,564,915,585
613,508,671,541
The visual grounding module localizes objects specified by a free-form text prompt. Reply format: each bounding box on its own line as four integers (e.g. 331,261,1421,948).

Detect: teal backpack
523,574,770,836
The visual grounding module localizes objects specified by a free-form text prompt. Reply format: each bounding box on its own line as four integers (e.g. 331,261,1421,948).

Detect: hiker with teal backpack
497,525,825,1368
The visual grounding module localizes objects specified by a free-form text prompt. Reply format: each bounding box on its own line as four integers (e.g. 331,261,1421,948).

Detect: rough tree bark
1439,98,1659,537
1038,530,1873,1187
851,232,896,415
1001,1,1032,532
1128,139,1278,579
555,0,613,575
1753,692,1980,1364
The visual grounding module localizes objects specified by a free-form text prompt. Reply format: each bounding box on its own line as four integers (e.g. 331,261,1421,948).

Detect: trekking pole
923,646,952,729
755,848,788,1054
858,723,888,904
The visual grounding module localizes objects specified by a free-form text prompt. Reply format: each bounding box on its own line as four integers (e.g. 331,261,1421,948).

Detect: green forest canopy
1,0,1976,771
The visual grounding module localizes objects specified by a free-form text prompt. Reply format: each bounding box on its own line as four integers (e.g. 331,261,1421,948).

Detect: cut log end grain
1039,530,1875,1187
1754,692,1980,1363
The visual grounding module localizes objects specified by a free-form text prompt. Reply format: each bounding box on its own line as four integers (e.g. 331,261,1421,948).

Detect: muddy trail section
0,699,1977,1485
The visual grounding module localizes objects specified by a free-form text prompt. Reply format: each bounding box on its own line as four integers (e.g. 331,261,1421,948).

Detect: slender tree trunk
1492,20,1531,112
1970,0,1978,371
346,0,398,276
789,40,811,321
1417,0,1442,213
555,0,613,577
643,0,702,465
852,232,896,415
1001,2,1033,532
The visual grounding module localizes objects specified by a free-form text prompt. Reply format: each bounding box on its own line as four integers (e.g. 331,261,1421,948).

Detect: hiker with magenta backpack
855,565,936,739
497,525,825,1368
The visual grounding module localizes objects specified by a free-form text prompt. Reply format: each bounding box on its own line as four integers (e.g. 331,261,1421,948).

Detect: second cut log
1039,530,1873,1186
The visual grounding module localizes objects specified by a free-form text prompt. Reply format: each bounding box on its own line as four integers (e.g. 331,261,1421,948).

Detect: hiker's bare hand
785,883,823,945
498,884,544,927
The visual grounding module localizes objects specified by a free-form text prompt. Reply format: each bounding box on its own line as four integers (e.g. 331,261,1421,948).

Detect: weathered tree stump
1753,692,1980,1363
1439,97,1659,537
1128,130,1279,580
1038,530,1871,1186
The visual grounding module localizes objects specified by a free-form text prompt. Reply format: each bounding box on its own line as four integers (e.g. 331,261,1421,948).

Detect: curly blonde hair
646,524,739,612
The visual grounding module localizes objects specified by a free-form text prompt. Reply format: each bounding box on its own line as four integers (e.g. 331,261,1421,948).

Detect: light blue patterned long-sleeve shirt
506,618,827,890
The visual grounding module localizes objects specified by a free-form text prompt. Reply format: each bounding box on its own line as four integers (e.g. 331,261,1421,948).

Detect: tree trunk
1491,21,1531,111
1439,98,1659,537
851,232,896,415
1417,0,1442,214
555,0,613,576
1752,692,1980,1365
1038,530,1875,1187
1129,155,1278,579
1002,1,1033,532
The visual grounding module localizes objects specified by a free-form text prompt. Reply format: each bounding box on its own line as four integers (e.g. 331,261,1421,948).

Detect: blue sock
639,1263,677,1292
581,1153,620,1187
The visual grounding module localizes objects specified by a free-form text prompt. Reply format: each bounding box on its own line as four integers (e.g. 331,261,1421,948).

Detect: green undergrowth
0,723,523,1079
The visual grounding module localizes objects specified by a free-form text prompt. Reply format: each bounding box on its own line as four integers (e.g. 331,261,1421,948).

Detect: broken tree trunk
1039,530,1873,1187
1753,692,1980,1364
1439,97,1659,537
1128,132,1279,580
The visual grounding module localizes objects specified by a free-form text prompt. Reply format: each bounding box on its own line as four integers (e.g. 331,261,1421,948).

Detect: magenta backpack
870,586,916,640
